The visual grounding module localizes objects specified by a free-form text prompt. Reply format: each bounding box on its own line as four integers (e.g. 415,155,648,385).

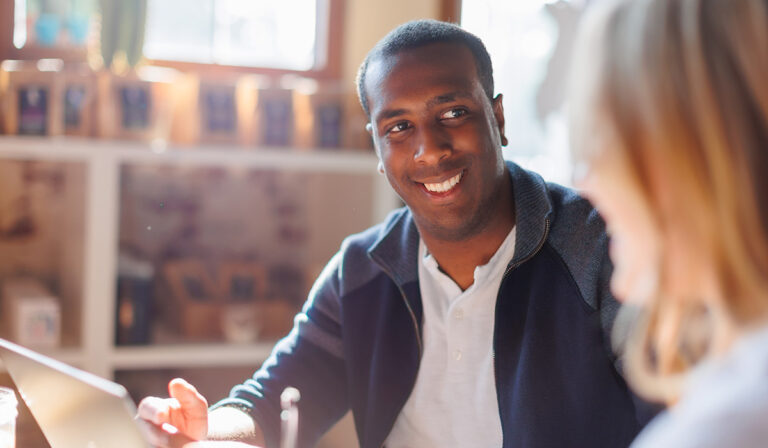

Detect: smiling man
361,38,514,292
139,20,653,448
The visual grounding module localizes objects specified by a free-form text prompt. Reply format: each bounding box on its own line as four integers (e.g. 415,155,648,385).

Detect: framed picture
314,102,342,148
119,84,151,131
18,85,49,136
218,262,267,303
170,75,257,146
96,69,178,141
62,79,94,136
1,60,63,136
63,85,85,128
258,88,294,147
200,84,237,137
292,83,345,150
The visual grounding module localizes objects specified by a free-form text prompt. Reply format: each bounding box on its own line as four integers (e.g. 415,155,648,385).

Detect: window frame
441,0,462,22
0,0,346,80
143,0,345,79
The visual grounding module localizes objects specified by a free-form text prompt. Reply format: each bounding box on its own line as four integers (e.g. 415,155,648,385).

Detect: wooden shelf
0,342,275,373
111,342,275,370
0,136,378,172
0,135,399,379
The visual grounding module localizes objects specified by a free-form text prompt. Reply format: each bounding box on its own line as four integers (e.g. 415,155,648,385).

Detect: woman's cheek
610,240,660,304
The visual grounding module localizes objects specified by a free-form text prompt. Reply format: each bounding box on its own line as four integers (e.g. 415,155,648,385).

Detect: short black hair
356,19,495,118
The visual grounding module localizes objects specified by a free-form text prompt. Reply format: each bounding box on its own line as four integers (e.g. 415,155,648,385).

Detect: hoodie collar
368,160,553,284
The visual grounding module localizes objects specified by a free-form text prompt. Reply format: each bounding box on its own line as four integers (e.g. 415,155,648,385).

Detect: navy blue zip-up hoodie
212,161,654,447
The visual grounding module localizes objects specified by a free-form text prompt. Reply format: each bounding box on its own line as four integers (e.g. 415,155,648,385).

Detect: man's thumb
168,378,208,410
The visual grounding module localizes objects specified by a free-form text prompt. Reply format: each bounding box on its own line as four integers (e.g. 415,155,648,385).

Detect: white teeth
424,172,462,193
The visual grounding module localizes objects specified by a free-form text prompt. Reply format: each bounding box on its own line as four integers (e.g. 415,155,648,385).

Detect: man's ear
492,94,508,147
366,123,384,173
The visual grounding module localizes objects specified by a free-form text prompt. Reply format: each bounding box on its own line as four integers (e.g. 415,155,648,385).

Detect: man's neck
422,201,516,291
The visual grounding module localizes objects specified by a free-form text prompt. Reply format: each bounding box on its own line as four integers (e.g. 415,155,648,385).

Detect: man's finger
169,378,208,410
167,378,209,440
138,396,178,425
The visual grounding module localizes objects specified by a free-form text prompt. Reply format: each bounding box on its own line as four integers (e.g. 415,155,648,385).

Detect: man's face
364,42,508,241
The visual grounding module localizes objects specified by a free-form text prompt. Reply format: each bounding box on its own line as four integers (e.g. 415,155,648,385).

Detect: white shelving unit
0,136,398,378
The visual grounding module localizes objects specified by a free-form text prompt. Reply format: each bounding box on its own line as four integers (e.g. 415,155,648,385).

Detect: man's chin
417,216,485,242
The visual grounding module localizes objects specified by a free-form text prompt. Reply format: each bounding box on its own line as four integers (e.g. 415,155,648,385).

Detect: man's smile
417,170,465,197
422,171,463,192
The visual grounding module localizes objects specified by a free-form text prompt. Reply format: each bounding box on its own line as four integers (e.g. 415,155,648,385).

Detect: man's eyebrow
374,92,473,123
426,92,473,108
376,108,408,121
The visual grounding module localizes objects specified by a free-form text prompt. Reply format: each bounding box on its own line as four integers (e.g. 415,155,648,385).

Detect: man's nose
413,124,452,165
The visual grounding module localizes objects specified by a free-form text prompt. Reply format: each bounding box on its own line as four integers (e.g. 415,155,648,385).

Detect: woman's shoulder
632,326,768,448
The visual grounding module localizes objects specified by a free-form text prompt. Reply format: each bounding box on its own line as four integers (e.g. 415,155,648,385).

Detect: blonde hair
571,0,768,403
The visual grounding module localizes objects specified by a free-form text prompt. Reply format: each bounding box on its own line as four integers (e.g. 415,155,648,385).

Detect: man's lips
417,171,464,195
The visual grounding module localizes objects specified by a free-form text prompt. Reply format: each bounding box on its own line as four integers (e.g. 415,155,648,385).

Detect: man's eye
441,108,467,120
387,122,411,134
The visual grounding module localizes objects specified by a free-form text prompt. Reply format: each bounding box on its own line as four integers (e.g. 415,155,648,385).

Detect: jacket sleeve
596,232,620,367
210,251,349,448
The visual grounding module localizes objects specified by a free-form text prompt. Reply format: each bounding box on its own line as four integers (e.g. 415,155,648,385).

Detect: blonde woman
569,0,768,446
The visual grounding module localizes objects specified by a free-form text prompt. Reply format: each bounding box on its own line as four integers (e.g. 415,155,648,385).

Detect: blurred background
0,0,588,446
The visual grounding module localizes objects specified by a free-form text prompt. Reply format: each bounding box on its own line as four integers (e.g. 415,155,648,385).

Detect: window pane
214,0,317,70
143,0,319,71
144,0,215,63
462,0,575,185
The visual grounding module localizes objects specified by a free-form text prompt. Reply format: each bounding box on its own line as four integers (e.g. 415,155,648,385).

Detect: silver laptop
0,338,153,448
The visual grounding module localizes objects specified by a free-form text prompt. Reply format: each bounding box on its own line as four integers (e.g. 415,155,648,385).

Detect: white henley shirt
385,226,516,447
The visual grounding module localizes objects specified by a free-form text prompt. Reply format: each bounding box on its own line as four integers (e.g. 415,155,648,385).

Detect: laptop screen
0,338,150,448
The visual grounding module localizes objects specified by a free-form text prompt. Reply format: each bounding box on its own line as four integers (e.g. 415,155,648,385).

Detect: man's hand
138,378,209,441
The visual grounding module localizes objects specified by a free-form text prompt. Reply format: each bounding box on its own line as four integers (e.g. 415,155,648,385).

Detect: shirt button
453,350,463,361
453,308,464,320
